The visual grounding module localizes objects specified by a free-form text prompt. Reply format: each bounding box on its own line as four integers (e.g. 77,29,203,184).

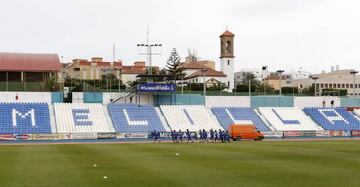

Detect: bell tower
220,30,235,92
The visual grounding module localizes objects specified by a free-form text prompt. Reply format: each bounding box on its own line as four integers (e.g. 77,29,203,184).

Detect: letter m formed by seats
12,109,36,127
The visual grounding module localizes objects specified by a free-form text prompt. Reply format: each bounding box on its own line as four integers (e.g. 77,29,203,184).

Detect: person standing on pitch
174,130,178,143
202,129,208,143
225,130,231,143
153,130,158,143
219,129,224,143
157,131,161,143
186,129,193,143
214,130,218,143
179,130,184,143
171,130,175,143
210,129,214,142
198,129,203,143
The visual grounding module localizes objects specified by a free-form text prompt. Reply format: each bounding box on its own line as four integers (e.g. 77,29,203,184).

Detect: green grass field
0,140,360,187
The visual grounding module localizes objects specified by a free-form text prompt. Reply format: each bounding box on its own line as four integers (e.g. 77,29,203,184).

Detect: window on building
228,81,230,87
342,84,345,88
325,84,328,88
337,84,341,88
350,84,353,88
356,84,358,88
346,84,349,88
333,84,336,88
228,60,230,66
320,84,324,88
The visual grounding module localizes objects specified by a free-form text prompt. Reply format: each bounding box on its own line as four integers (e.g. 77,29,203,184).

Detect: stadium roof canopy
0,52,61,72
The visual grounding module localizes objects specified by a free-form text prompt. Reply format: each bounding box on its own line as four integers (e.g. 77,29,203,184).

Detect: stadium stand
160,105,223,131
54,103,115,133
108,104,169,132
304,107,360,131
211,107,270,132
258,107,322,131
0,103,52,134
354,109,360,117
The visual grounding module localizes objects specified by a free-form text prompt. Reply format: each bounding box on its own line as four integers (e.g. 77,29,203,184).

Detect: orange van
228,124,264,141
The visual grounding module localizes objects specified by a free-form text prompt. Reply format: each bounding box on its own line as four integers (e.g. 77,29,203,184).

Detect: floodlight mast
137,27,162,77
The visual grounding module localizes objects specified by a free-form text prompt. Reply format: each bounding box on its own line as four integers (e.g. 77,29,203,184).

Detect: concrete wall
154,94,204,106
251,96,294,107
72,92,83,103
83,92,103,103
0,92,52,103
103,92,124,104
205,96,250,108
51,92,64,103
294,96,340,108
340,98,360,107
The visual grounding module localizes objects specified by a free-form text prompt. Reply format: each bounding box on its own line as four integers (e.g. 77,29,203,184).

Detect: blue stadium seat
303,107,360,130
0,103,51,134
108,104,167,132
211,107,270,132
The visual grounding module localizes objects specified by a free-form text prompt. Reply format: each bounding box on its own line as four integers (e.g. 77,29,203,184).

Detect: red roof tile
0,52,61,72
77,61,122,68
186,68,227,79
123,69,145,74
181,62,208,69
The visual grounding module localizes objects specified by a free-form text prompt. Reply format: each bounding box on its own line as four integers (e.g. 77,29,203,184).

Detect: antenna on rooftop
112,42,116,63
147,25,149,43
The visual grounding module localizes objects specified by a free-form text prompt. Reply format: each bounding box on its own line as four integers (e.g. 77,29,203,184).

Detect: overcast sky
0,0,359,73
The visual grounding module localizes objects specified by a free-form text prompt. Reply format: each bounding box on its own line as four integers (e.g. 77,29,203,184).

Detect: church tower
220,30,235,92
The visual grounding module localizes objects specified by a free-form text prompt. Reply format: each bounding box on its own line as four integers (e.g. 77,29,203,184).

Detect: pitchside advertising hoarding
116,133,149,139
351,130,360,137
137,83,176,92
262,131,283,138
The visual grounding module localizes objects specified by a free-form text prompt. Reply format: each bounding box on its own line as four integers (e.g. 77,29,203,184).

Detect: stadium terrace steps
258,107,322,131
160,105,223,131
0,103,52,134
155,107,171,132
108,104,168,132
254,109,275,131
304,107,360,131
211,107,271,132
54,103,115,133
49,105,57,133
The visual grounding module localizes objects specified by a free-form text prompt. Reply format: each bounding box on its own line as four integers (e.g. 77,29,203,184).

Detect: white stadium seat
258,107,322,131
54,103,115,133
160,105,223,131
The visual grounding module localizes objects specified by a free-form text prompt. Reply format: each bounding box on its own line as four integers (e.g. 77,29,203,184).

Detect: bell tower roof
220,30,235,58
220,30,235,37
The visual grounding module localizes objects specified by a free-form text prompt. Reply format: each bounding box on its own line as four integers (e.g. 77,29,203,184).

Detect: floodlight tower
137,27,162,76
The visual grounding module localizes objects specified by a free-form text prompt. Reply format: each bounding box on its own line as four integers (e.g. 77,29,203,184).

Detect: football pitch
0,140,359,187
